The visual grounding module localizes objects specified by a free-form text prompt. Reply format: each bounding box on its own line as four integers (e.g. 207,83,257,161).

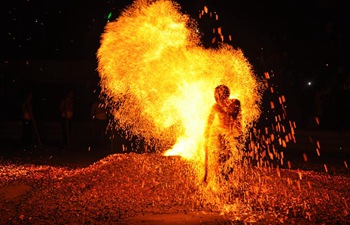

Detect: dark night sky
3,0,348,61
1,0,350,128
2,0,349,70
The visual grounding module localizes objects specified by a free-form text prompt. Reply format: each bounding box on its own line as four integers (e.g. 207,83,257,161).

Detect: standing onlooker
60,90,74,148
314,86,331,129
21,92,34,148
91,98,108,149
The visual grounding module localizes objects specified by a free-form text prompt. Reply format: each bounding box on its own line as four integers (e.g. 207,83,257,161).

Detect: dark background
1,0,350,129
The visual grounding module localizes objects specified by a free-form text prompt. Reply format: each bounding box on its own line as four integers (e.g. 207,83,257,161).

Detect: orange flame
97,0,263,163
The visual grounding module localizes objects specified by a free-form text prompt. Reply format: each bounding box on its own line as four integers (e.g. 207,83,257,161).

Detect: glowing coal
1,154,349,224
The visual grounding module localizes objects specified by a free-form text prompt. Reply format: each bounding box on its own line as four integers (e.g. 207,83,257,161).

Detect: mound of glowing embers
0,153,349,224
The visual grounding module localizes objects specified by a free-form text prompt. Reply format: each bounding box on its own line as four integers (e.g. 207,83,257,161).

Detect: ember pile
0,153,349,224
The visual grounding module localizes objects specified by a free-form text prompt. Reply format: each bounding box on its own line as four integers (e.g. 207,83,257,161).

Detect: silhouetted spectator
314,86,331,129
91,98,108,148
21,92,34,148
60,90,74,148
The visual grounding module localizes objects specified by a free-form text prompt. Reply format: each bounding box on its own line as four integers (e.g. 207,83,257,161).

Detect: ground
0,129,350,224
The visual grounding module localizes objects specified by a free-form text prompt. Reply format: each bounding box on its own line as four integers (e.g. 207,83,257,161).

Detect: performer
203,84,242,183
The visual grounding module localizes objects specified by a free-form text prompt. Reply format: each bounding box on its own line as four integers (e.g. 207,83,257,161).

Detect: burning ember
0,154,349,224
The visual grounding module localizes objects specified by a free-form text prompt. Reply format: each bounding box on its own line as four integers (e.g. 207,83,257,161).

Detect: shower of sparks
97,1,263,162
97,0,267,208
95,0,339,213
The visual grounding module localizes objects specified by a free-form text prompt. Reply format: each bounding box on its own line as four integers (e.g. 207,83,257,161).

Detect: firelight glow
97,0,263,162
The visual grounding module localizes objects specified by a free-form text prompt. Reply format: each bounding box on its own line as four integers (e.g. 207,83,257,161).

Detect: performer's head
214,84,230,103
